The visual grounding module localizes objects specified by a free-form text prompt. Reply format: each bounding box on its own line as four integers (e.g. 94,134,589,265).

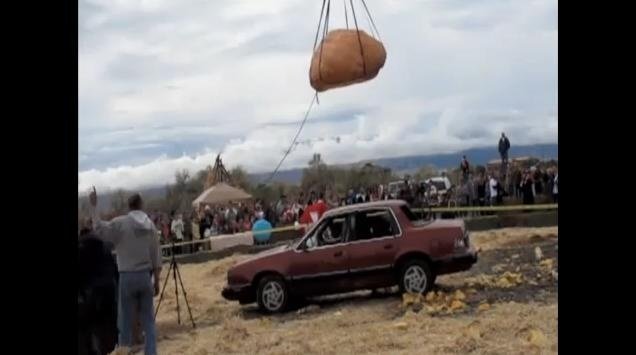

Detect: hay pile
401,290,472,316
471,226,558,251
466,271,525,289
391,301,557,354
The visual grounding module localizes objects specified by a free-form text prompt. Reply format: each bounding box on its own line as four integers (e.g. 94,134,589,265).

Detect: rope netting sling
309,0,385,93
267,0,383,183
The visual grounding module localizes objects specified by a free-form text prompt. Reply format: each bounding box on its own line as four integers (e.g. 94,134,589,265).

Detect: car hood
232,244,292,268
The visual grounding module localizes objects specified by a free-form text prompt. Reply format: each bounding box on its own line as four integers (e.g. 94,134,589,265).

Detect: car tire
399,259,434,295
256,275,288,313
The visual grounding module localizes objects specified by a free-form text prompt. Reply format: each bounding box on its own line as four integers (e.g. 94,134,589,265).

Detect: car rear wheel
399,259,433,294
256,275,288,313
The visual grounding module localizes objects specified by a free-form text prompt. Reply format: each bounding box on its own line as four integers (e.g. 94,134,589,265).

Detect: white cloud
79,0,558,191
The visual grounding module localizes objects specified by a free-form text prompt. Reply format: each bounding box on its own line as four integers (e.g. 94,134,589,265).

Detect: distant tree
144,197,167,213
301,155,335,196
474,165,487,176
194,169,208,186
284,184,301,199
298,155,399,198
111,189,128,214
186,169,206,196
414,165,437,182
164,169,205,213
175,169,190,188
448,168,462,186
251,184,279,205
341,163,392,194
164,183,181,213
527,158,540,167
230,166,252,191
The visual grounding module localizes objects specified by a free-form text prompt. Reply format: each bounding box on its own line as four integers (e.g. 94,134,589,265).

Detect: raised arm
89,187,122,245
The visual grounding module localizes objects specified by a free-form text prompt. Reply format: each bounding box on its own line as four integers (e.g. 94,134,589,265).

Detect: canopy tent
192,182,252,207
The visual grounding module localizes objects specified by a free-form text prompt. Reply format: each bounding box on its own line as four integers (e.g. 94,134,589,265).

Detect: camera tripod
154,243,195,328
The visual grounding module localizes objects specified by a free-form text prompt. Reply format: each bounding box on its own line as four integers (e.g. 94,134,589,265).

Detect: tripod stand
154,243,195,328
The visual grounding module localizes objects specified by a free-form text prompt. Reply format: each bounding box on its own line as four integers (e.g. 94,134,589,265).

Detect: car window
352,209,397,241
400,205,419,222
304,216,348,249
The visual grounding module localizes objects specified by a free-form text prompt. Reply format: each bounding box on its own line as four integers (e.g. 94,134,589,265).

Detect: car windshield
288,237,301,248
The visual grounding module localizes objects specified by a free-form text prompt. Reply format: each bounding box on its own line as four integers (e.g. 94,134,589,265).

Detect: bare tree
230,166,252,191
414,165,437,182
301,155,334,195
111,189,128,214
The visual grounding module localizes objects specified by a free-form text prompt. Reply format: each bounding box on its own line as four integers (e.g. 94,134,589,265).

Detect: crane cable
264,93,318,183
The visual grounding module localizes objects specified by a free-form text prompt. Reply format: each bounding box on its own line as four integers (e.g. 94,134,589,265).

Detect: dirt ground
124,226,558,355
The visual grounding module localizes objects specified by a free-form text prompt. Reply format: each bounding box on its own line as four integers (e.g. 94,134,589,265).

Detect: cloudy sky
79,0,557,192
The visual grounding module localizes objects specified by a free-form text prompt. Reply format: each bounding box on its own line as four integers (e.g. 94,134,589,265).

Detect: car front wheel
256,275,288,313
399,259,434,294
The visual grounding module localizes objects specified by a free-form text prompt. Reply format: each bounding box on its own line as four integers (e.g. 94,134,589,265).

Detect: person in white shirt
488,175,499,206
171,213,184,241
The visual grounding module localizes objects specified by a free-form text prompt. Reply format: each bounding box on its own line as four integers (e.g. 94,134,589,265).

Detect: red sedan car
222,200,477,313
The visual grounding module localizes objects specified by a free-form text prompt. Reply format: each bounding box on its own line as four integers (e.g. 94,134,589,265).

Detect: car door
346,208,401,290
288,215,351,296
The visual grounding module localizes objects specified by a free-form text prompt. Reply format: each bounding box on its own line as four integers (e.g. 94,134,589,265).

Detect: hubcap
404,265,427,293
262,281,284,311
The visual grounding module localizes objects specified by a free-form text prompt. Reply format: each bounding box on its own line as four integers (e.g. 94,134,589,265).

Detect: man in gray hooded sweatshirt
89,188,162,355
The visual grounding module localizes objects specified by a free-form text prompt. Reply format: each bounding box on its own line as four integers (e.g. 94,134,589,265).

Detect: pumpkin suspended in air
309,29,386,92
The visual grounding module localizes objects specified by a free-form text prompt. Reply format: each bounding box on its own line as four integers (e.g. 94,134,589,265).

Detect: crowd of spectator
80,132,559,265
136,132,558,253
92,164,557,258
147,186,398,252
453,157,558,208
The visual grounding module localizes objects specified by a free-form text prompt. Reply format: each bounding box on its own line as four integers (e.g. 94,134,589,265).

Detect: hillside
250,143,558,184
81,143,557,205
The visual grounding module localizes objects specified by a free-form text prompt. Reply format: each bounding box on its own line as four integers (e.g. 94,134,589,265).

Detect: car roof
323,200,406,218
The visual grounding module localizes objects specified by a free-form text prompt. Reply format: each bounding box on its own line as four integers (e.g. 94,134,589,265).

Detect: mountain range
249,143,558,184
81,143,557,208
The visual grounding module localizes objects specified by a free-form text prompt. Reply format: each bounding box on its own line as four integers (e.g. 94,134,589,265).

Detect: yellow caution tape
161,223,307,250
413,203,558,213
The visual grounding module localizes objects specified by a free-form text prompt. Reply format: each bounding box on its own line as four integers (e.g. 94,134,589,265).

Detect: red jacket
299,200,328,225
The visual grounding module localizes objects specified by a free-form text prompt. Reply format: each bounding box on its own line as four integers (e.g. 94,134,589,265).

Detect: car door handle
334,251,344,257
384,244,393,250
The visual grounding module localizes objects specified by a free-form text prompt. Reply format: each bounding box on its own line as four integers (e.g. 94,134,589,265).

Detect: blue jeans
118,271,157,355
